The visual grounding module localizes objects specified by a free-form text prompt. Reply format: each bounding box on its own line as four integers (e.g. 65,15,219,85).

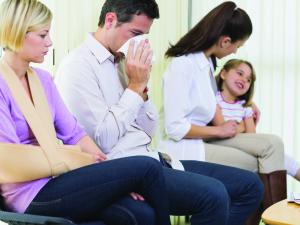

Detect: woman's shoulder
165,54,197,76
168,52,207,70
169,54,194,65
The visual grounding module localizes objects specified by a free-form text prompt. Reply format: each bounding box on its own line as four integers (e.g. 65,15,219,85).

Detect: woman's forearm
77,135,107,161
184,124,221,139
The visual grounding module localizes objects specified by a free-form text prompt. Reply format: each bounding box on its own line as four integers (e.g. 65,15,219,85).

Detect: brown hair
216,59,256,106
165,1,252,69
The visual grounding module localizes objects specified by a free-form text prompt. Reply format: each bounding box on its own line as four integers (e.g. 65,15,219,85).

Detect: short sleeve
244,107,254,119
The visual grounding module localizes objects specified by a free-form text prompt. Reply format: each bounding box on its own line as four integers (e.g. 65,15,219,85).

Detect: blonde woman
0,1,171,225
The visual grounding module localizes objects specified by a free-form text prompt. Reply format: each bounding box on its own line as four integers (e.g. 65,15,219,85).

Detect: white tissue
117,35,156,64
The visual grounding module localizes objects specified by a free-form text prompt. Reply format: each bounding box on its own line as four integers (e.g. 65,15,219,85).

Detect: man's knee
100,199,156,225
243,171,264,201
128,202,155,225
192,179,229,218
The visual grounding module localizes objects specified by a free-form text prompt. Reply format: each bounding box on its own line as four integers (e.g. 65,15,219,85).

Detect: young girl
215,59,300,181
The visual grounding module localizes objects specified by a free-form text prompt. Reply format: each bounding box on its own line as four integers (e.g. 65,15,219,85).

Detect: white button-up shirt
162,52,217,161
55,33,160,160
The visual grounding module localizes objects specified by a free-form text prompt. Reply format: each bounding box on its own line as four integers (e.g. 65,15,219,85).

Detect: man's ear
219,36,232,49
104,12,117,29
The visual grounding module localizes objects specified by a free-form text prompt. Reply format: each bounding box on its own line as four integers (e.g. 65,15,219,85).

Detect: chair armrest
0,210,75,225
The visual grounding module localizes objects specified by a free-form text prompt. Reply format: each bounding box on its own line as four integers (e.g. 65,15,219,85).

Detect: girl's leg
285,154,300,181
181,160,263,225
295,170,300,181
207,133,285,173
25,156,170,225
207,134,287,213
205,142,258,172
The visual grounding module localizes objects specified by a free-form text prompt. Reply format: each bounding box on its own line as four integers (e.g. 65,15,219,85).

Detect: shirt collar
84,33,115,64
193,52,215,74
195,52,211,69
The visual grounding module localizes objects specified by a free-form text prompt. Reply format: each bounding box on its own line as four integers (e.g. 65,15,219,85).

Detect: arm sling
0,60,94,184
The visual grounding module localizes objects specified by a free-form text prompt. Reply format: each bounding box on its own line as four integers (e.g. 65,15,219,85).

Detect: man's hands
125,39,153,99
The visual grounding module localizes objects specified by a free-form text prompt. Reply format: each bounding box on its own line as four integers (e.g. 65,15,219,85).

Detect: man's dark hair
98,0,159,27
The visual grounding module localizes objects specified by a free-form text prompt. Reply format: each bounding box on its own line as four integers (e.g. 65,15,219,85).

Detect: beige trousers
205,133,285,173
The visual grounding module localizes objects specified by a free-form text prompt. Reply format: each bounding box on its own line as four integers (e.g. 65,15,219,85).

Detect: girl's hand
217,120,237,138
251,102,261,124
130,192,145,201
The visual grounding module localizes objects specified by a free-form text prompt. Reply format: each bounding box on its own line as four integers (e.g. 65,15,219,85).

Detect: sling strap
0,60,68,176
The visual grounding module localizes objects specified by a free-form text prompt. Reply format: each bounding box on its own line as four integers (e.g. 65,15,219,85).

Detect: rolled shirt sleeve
163,58,193,141
136,99,159,137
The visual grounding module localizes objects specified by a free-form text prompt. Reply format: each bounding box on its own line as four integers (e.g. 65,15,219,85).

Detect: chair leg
184,215,190,223
259,170,287,209
246,171,287,225
245,204,262,225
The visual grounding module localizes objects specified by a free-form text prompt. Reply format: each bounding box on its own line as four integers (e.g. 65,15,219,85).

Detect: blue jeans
97,159,263,225
99,196,155,225
165,160,264,225
25,156,171,225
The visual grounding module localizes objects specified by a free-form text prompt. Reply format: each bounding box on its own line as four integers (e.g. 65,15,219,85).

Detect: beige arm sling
0,60,94,184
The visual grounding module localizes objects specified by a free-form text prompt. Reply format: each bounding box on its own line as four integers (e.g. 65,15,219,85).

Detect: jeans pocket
25,198,62,215
29,198,62,206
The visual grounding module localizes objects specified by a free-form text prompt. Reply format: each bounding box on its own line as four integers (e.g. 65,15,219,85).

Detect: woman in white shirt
162,1,286,224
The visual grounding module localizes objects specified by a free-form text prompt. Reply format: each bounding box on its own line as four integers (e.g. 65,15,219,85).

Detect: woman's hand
217,120,238,138
93,151,107,163
130,192,145,201
77,135,107,162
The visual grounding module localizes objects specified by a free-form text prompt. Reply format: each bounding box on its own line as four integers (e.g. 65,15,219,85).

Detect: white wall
37,0,103,74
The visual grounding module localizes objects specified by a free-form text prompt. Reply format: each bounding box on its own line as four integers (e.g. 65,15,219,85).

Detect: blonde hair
216,59,256,106
0,0,52,52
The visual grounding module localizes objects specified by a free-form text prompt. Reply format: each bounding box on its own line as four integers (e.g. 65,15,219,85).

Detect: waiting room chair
0,195,105,225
